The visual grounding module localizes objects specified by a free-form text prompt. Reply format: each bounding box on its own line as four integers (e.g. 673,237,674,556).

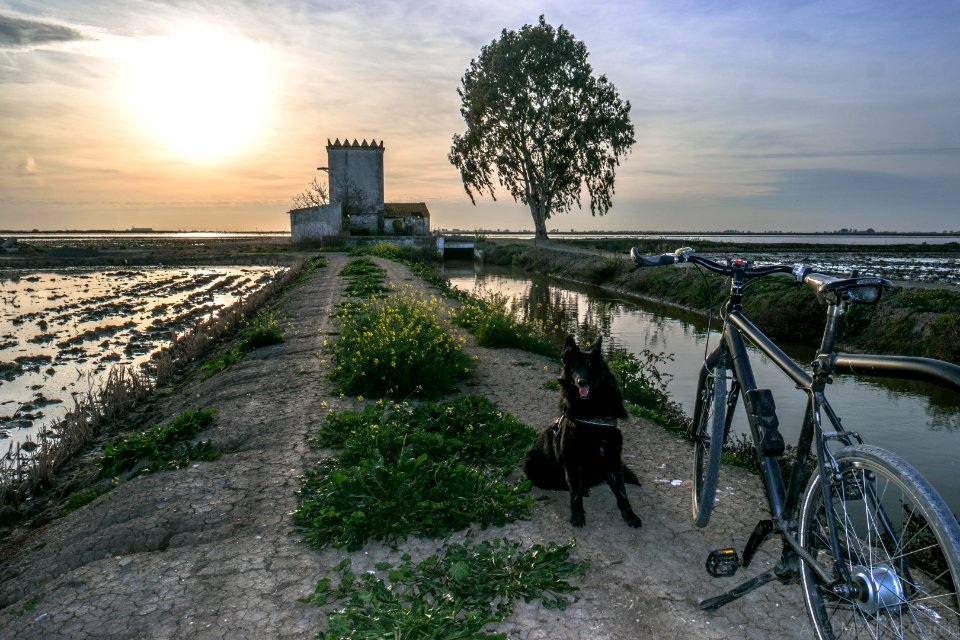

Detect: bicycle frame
708,266,960,588
634,248,960,623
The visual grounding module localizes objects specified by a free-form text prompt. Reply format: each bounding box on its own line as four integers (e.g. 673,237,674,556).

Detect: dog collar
557,414,620,429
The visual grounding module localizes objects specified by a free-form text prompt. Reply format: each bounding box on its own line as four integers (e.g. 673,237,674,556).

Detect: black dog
523,335,641,528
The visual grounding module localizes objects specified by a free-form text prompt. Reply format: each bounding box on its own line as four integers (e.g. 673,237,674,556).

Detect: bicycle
631,246,960,639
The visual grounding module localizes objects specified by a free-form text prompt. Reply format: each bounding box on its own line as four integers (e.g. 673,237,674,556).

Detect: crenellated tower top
327,138,384,149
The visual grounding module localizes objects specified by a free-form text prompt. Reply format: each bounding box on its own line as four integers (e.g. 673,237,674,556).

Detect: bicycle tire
799,444,960,639
692,363,729,528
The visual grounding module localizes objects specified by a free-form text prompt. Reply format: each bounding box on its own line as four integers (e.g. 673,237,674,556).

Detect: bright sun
126,25,272,161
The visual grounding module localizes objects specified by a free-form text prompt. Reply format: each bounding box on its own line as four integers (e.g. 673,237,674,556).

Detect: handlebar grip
640,255,679,267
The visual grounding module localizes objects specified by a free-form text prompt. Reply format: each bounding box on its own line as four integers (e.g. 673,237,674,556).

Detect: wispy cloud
0,14,86,49
0,1,958,231
14,153,38,176
734,148,960,160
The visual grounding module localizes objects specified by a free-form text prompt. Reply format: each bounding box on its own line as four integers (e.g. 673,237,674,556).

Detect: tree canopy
449,16,635,239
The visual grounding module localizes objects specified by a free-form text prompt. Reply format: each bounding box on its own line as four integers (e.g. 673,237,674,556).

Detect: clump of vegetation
201,310,285,379
340,256,384,278
897,288,960,314
348,241,407,261
62,484,113,514
293,396,535,550
340,256,389,298
5,591,45,617
99,408,218,478
330,285,472,398
582,257,626,284
453,291,556,357
309,538,586,639
314,395,534,469
607,348,688,434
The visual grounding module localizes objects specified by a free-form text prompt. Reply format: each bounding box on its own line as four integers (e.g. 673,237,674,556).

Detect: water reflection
444,260,960,512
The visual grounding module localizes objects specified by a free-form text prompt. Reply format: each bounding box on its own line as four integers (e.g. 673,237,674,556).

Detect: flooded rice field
700,250,960,286
0,266,287,449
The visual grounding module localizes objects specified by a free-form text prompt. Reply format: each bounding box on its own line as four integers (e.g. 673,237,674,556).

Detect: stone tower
326,138,384,212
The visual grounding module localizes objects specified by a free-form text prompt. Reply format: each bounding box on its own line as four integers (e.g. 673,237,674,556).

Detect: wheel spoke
800,446,960,639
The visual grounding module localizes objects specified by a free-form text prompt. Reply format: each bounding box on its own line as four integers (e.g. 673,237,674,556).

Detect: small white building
290,138,430,244
289,202,342,245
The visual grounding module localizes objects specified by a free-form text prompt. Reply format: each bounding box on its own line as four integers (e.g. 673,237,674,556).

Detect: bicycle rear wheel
691,363,730,528
799,444,960,639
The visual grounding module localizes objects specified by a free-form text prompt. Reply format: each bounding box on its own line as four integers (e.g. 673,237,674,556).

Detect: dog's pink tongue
579,386,590,399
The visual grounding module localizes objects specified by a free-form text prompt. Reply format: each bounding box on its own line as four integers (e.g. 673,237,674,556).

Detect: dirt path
0,255,810,639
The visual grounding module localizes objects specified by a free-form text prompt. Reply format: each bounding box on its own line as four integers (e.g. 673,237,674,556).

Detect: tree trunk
530,202,549,240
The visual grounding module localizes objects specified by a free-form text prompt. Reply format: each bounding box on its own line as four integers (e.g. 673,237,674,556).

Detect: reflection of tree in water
580,295,620,341
926,404,960,432
878,382,960,432
515,280,579,346
513,277,665,354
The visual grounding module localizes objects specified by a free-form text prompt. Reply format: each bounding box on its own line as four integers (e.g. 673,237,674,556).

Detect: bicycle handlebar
631,248,795,278
634,254,679,268
630,247,896,301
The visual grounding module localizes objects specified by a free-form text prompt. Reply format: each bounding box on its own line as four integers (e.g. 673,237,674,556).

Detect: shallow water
445,262,960,514
0,266,286,448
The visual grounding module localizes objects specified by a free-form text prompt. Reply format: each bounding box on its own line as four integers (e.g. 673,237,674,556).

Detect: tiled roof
384,202,430,218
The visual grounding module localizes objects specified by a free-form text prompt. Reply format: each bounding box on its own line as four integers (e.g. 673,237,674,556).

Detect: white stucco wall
289,203,343,244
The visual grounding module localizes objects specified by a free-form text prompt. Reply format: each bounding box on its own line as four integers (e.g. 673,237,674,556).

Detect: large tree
449,16,635,240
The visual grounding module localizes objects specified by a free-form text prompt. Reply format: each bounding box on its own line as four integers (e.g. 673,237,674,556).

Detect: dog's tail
623,466,641,486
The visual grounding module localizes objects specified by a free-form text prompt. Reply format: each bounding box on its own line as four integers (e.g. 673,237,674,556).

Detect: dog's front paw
623,512,642,528
570,512,586,527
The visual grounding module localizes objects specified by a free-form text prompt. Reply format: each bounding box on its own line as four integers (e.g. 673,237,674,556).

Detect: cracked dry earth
0,255,812,639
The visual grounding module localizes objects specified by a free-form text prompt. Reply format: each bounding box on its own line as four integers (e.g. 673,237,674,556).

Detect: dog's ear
589,335,603,353
561,334,578,363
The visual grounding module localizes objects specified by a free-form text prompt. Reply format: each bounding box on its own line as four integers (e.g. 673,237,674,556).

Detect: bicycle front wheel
691,363,730,528
799,444,960,639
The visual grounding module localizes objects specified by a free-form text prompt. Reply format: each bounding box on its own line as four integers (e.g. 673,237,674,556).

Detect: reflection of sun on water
125,25,272,161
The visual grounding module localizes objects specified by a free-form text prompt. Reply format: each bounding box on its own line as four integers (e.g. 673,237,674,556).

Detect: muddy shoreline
0,252,811,639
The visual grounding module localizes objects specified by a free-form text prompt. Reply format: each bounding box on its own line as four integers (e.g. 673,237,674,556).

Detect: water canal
444,261,960,514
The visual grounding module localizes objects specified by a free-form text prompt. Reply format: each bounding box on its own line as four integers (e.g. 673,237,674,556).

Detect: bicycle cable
695,263,720,374
697,264,796,375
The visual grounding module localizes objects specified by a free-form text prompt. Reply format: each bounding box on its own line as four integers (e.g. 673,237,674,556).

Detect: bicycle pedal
706,548,740,577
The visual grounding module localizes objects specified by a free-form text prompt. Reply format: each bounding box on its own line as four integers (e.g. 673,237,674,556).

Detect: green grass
340,256,390,298
308,539,586,639
897,288,960,313
201,310,285,379
348,241,435,263
99,408,218,478
607,348,689,434
293,396,536,550
5,591,45,617
339,256,385,278
62,484,112,514
452,292,556,357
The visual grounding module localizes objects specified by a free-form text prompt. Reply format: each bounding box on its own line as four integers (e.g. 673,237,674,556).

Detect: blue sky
1,0,958,232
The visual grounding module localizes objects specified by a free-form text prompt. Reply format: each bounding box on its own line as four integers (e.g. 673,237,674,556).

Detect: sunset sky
1,1,958,233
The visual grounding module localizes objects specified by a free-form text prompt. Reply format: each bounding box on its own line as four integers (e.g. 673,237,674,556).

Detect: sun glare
126,25,272,161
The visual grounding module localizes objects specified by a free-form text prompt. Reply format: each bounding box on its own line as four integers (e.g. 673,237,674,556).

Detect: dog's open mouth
579,385,590,400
